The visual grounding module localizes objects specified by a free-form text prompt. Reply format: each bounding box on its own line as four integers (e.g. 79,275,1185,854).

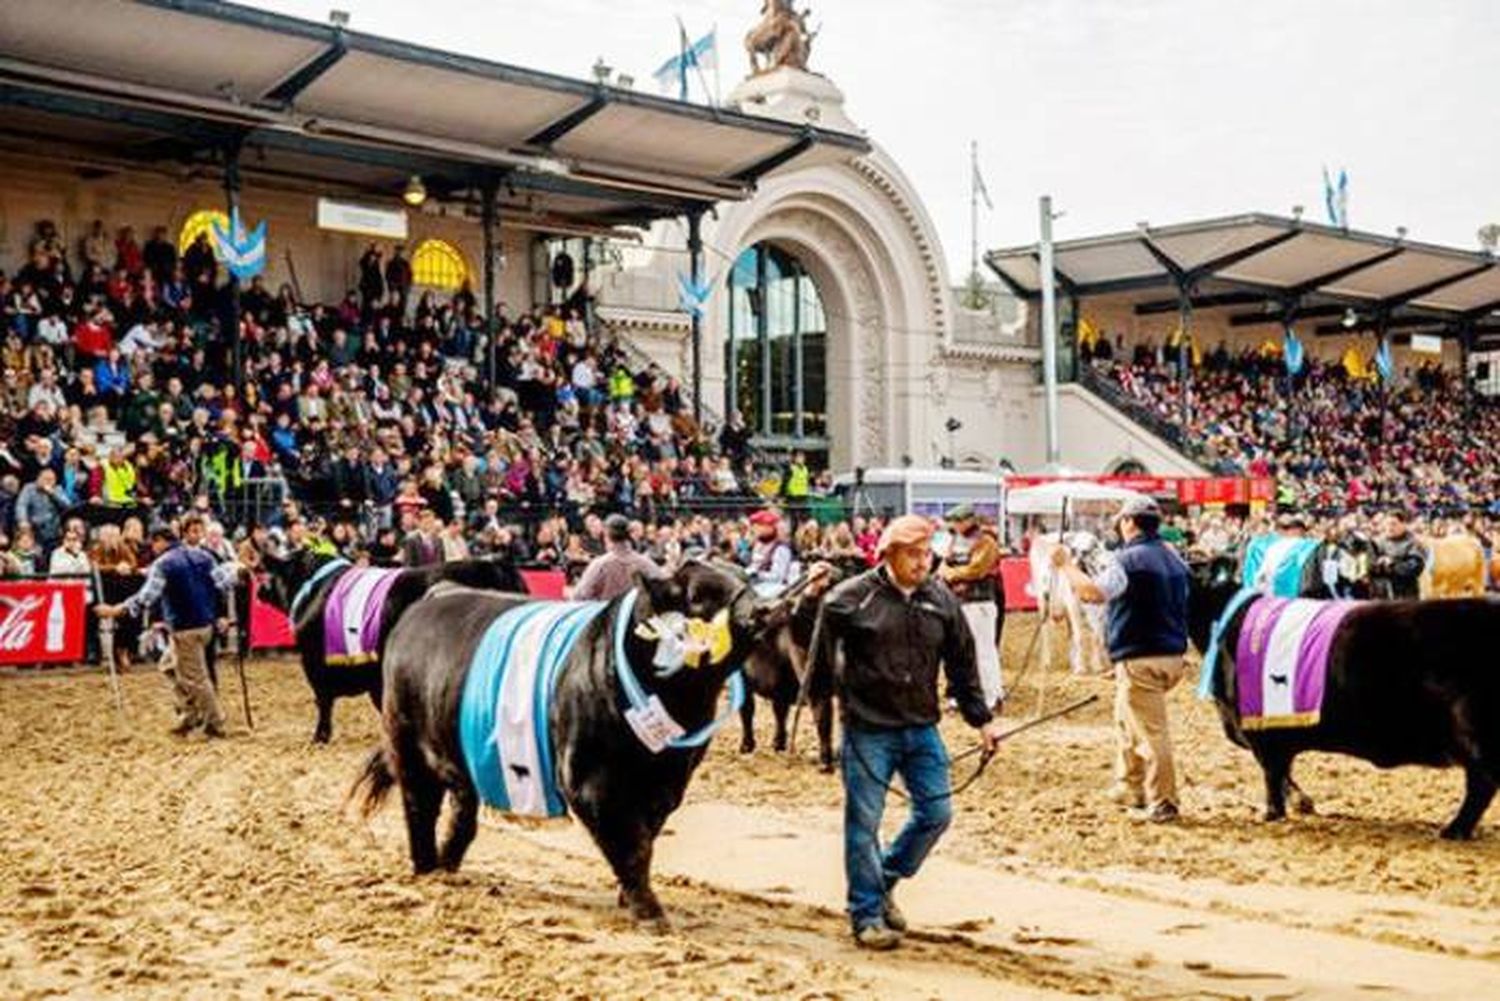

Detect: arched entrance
725,242,828,459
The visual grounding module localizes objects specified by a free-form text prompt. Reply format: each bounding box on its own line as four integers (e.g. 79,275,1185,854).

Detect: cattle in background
738,557,866,772
1420,535,1486,599
259,550,525,742
349,561,782,927
1028,532,1111,676
1188,555,1500,839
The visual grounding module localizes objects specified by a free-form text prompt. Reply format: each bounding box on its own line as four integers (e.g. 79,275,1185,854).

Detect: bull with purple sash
1188,552,1500,840
260,549,526,743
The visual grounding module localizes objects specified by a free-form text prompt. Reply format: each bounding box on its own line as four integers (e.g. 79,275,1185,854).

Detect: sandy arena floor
2,616,1497,1000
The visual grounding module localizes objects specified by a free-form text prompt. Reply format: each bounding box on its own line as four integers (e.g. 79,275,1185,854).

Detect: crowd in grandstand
0,217,845,584
1082,334,1500,514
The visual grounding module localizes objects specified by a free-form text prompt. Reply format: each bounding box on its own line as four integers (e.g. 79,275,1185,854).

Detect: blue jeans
842,723,953,929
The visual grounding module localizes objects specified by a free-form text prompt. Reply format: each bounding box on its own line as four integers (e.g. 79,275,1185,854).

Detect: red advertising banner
249,578,296,650
0,579,88,665
519,569,568,600
1007,475,1273,508
1000,557,1037,612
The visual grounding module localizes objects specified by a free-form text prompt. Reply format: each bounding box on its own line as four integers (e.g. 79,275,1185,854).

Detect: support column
1038,196,1060,467
481,177,500,389
223,140,244,392
687,209,705,425
1460,319,1476,423
1177,288,1193,434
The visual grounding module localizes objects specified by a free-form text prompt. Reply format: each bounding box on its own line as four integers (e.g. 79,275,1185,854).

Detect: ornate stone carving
745,1,816,75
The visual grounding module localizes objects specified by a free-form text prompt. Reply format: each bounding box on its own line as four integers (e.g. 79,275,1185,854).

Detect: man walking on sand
97,515,240,739
805,514,1004,950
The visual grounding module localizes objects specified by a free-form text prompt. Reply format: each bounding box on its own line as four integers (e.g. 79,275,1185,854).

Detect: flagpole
970,140,979,284
712,23,721,106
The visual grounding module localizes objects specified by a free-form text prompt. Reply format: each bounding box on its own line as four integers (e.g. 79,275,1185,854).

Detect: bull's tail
347,746,397,822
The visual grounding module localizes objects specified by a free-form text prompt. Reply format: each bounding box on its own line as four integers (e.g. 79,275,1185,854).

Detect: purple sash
1234,597,1358,730
323,567,402,665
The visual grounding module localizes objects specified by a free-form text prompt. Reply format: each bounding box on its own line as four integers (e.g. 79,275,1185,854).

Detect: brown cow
1419,535,1486,599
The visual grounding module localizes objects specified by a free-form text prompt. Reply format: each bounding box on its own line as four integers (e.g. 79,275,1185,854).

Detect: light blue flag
1322,166,1337,226
1375,336,1393,382
1284,329,1305,376
211,208,267,282
677,272,711,318
1337,169,1349,228
653,29,717,102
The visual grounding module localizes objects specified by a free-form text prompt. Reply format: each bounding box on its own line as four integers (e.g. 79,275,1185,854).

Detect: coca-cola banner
0,580,88,665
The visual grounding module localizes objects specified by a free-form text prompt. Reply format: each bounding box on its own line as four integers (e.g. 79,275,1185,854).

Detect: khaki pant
162,627,224,731
1114,655,1187,808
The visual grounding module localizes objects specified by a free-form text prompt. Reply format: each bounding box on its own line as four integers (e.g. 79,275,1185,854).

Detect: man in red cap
747,508,795,589
804,514,1004,950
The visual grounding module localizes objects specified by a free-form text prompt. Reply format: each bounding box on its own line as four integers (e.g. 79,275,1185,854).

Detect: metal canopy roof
0,0,868,227
987,213,1500,340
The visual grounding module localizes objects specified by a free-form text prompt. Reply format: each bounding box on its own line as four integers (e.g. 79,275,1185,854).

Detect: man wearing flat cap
805,514,1004,950
1052,495,1190,822
940,504,1005,709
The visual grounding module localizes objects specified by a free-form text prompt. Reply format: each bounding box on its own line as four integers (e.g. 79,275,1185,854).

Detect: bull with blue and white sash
349,559,787,926
259,548,525,742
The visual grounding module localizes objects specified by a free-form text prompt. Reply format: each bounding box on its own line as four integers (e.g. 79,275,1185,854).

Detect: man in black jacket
1371,511,1425,599
806,515,1003,950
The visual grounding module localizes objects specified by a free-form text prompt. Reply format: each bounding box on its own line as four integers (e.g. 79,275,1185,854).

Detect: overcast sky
249,0,1498,280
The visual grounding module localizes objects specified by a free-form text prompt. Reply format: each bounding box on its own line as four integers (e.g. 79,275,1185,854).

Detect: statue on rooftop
745,0,816,75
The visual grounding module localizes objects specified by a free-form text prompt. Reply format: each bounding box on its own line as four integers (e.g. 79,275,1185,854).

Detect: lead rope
846,694,1099,805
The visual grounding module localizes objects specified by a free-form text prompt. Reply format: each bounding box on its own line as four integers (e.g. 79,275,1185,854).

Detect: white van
830,467,1005,521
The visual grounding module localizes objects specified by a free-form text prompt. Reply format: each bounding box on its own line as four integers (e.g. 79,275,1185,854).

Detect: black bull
260,552,526,742
1189,557,1500,839
348,561,785,925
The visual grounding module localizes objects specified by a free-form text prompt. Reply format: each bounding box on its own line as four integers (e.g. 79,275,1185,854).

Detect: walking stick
228,576,254,729
785,600,827,758
92,565,125,720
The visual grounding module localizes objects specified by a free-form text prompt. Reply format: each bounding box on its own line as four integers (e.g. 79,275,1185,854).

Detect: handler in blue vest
805,514,1005,951
1052,496,1190,823
98,515,241,738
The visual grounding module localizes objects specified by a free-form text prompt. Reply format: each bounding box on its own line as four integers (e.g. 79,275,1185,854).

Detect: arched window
178,209,229,255
725,243,827,450
412,239,471,292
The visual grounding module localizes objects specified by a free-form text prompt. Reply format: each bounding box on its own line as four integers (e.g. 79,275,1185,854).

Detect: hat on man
748,509,781,529
1116,495,1161,521
876,515,935,557
604,513,631,543
947,503,976,524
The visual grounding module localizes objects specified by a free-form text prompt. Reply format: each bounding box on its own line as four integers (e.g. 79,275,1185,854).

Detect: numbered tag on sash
624,695,686,754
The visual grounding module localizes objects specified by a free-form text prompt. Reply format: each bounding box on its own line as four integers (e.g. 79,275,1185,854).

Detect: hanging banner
0,580,88,665
316,199,409,240
1410,334,1443,355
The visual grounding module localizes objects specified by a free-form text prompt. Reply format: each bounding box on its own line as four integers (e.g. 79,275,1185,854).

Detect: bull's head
633,559,774,676
1185,553,1238,658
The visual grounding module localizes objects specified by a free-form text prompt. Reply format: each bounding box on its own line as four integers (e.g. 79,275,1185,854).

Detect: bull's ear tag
625,696,686,753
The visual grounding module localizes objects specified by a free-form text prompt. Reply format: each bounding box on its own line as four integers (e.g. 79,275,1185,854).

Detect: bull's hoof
1262,808,1287,823
637,915,671,936
739,738,756,755
772,737,788,753
818,759,836,775
1292,793,1317,816
311,732,331,745
1440,824,1476,842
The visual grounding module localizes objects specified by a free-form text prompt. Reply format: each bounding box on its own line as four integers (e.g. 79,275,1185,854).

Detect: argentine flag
1284,328,1305,376
654,28,717,102
211,207,267,282
1374,336,1393,383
